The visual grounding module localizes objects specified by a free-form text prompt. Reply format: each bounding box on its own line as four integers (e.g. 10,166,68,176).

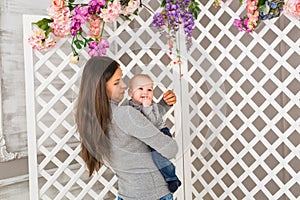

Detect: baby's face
131,83,154,105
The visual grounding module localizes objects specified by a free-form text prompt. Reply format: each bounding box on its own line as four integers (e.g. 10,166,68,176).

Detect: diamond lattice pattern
185,0,300,199
24,0,300,199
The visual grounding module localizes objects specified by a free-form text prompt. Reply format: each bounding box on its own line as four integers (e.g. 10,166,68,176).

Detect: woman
75,56,178,200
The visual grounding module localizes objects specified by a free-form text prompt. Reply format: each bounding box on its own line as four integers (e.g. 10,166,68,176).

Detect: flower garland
28,0,140,63
27,0,299,62
152,0,200,64
28,0,200,64
214,0,300,33
27,0,299,63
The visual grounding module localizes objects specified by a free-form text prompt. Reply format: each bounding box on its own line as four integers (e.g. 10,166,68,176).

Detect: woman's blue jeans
117,193,173,200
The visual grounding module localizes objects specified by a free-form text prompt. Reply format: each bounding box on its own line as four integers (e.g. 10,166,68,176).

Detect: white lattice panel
23,0,300,199
183,0,300,199
23,15,119,200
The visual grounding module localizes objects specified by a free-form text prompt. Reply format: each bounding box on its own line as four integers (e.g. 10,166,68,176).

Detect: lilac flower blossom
88,38,109,57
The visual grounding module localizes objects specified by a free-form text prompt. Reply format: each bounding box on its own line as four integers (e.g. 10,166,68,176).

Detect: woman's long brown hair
75,56,119,176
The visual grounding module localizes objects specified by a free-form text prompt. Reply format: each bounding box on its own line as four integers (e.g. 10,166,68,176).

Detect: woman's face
106,67,127,102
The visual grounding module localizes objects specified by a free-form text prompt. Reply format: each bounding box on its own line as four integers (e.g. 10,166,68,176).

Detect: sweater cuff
142,105,153,115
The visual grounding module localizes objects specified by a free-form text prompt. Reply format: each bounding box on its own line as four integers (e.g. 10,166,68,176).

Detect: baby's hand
140,96,152,107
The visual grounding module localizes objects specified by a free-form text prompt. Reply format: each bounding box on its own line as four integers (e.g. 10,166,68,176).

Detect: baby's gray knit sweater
108,101,178,200
128,100,167,130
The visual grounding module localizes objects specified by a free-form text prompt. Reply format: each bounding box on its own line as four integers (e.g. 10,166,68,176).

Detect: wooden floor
0,179,29,200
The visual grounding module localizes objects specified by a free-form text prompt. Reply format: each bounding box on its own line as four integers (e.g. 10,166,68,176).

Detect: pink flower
28,26,56,50
88,17,101,37
51,0,65,11
100,0,122,22
49,7,71,38
247,10,259,25
246,0,258,14
122,0,140,16
168,39,174,49
284,0,300,19
30,0,142,60
244,0,259,30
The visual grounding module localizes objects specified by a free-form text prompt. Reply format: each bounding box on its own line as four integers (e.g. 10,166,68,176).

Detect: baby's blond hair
129,74,153,90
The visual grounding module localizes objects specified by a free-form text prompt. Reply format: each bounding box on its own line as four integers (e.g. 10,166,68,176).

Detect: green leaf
34,18,53,30
189,1,201,19
45,27,52,36
124,15,131,20
76,44,82,49
83,38,89,46
194,12,199,19
258,0,265,6
74,40,83,49
79,40,85,45
33,18,54,37
161,0,166,7
193,1,200,6
68,5,75,12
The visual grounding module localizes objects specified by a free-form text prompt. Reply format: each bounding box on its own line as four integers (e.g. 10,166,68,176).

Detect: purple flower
70,5,90,36
98,38,109,55
88,41,98,57
88,38,109,57
72,14,86,25
70,21,82,36
152,13,165,29
183,0,191,7
181,10,194,38
74,5,89,18
88,0,106,14
233,18,244,32
165,1,180,32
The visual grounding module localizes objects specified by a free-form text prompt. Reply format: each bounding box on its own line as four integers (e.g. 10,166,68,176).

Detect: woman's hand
163,90,176,106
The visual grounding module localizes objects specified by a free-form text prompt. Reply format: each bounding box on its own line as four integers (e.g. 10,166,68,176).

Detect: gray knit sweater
108,101,178,200
128,100,167,130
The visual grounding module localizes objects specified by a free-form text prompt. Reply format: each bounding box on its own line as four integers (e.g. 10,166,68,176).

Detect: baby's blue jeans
117,193,173,200
150,127,181,191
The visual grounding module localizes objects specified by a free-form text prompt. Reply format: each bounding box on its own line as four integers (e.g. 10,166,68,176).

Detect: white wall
0,0,49,198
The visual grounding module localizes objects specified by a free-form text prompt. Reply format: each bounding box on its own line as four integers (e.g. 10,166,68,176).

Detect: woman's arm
113,106,178,159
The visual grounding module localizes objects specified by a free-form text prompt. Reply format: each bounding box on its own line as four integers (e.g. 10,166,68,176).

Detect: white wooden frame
23,15,40,200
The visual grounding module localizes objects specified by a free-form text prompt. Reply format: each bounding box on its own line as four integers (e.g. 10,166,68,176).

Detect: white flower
69,55,79,64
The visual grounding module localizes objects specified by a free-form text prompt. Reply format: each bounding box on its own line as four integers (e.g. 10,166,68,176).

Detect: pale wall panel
0,0,49,154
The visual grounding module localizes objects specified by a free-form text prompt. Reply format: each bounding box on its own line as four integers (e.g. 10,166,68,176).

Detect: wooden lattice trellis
23,0,300,199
